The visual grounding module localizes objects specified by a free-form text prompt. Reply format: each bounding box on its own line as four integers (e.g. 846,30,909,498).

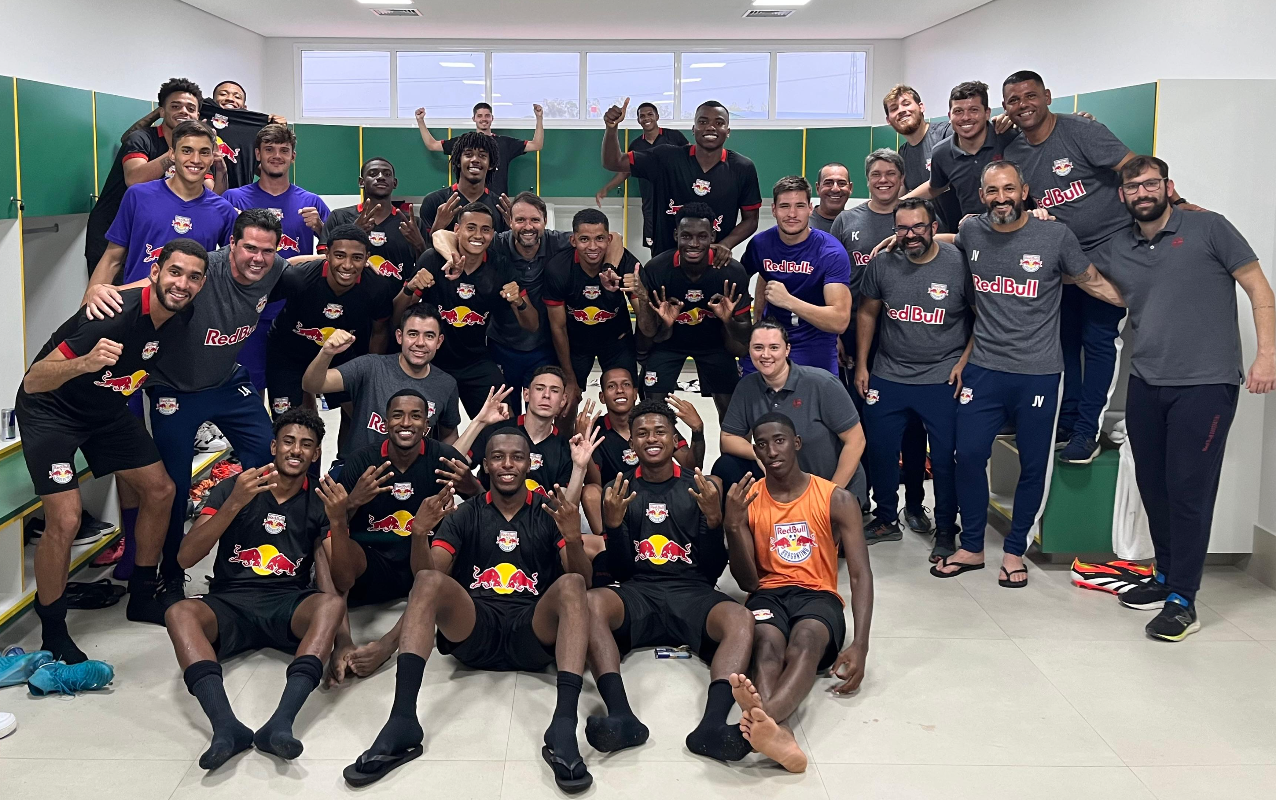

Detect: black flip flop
929,557,986,578
342,743,424,787
541,745,593,793
999,567,1029,589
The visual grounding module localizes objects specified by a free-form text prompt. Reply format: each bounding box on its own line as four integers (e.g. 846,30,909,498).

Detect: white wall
0,0,265,101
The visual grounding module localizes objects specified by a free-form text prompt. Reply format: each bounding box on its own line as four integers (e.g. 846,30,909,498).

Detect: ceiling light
358,0,412,5
493,102,512,106
662,92,674,96
681,78,701,83
462,80,484,85
439,61,475,68
752,0,809,5
689,63,724,69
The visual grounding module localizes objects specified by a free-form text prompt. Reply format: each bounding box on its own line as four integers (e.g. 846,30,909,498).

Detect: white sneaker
195,422,229,453
0,711,15,739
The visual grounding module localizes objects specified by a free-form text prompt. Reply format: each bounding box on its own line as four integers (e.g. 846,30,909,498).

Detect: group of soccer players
14,64,1273,788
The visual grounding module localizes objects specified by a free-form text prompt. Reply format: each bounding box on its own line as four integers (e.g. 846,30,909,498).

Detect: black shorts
746,586,846,672
642,349,740,396
438,358,505,417
16,395,161,496
436,598,554,672
264,359,349,419
570,341,638,388
348,542,415,608
198,587,317,660
611,577,736,661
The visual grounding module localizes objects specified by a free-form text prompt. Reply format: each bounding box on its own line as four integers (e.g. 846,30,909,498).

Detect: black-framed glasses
1120,178,1166,195
893,223,932,236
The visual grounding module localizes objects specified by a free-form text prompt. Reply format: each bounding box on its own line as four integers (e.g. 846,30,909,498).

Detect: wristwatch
1172,197,1188,206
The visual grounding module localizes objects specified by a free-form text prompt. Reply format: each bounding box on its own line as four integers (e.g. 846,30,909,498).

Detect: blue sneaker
0,650,54,688
27,660,114,696
2,646,25,657
1059,434,1101,465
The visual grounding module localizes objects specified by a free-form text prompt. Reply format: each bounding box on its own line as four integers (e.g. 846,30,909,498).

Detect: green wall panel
804,127,873,199
361,126,449,197
0,78,16,220
1075,83,1157,156
94,92,153,195
868,125,898,154
293,124,360,196
723,129,803,196
17,79,94,217
493,127,538,196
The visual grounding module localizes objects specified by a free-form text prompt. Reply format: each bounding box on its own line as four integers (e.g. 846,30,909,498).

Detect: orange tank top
747,475,842,600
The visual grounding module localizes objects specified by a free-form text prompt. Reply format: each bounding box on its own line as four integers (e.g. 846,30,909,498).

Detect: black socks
125,565,165,625
35,595,86,664
185,661,253,770
254,655,323,760
368,653,426,757
585,672,649,753
685,679,751,762
544,672,583,759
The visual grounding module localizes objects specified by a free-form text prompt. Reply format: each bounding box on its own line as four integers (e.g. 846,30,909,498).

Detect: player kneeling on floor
165,408,346,770
722,413,873,772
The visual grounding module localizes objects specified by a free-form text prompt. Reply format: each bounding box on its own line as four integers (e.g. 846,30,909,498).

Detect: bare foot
933,548,984,576
1000,553,1027,585
325,644,356,687
729,673,764,713
740,707,807,773
349,638,396,677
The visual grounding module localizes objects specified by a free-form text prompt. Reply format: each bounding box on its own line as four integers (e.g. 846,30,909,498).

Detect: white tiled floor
3,390,1276,799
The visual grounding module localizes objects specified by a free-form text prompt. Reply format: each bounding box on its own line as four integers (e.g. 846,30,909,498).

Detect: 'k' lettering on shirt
267,258,396,368
20,285,193,423
640,251,752,356
339,438,464,558
105,180,239,284
954,215,1090,374
468,417,572,496
434,490,565,607
413,249,523,372
542,247,639,356
334,355,462,453
321,202,425,293
200,476,328,593
605,464,724,584
743,227,851,350
747,475,842,598
627,144,762,256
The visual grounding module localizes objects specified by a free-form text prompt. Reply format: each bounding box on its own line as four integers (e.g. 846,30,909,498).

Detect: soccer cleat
1059,434,1101,465
27,660,115,696
1071,559,1155,595
1119,579,1171,610
1146,595,1200,642
863,519,903,545
904,505,933,534
0,650,54,688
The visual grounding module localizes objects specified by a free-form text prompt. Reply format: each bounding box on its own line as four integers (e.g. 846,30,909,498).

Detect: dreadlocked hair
449,131,501,174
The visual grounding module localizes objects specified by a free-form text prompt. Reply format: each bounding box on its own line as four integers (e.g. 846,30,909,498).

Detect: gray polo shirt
928,123,1020,217
1100,209,1256,386
899,120,962,232
954,215,1090,375
721,362,867,502
336,354,462,453
810,210,838,233
1002,114,1130,251
860,242,973,384
830,202,897,302
488,229,572,351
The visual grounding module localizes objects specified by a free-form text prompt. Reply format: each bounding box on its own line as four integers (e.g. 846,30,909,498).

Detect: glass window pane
491,52,579,119
680,52,769,120
776,52,866,120
397,52,486,119
586,53,674,120
301,50,390,118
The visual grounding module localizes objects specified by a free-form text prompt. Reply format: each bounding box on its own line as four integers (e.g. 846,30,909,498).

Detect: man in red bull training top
418,132,508,235
164,409,346,771
17,240,208,663
320,158,428,306
721,413,874,773
543,208,642,412
632,202,753,421
585,399,756,763
344,428,597,791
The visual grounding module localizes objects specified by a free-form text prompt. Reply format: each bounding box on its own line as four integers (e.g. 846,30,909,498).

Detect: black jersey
321,202,425,294
267,258,395,366
542,247,639,356
605,464,723,584
86,126,171,263
419,184,507,235
201,100,270,191
201,477,328,593
19,285,191,422
590,415,688,481
468,417,573,496
412,249,522,371
339,438,465,555
433,489,564,607
441,134,529,198
640,250,752,355
629,128,690,227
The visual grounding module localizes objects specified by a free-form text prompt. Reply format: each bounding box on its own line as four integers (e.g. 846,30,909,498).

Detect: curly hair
628,398,678,429
158,77,203,107
274,407,325,441
449,131,501,175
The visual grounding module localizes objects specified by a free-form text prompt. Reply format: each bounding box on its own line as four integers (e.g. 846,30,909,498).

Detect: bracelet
691,429,705,442
1172,197,1187,206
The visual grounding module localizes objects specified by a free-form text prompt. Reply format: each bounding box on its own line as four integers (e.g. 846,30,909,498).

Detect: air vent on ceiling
372,8,421,16
743,9,794,17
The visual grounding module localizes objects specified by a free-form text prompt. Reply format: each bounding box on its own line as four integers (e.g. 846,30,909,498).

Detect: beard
988,199,1024,225
903,234,932,256
1128,195,1169,222
894,114,922,136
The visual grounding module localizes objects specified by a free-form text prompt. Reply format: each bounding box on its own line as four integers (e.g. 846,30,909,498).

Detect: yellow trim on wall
358,126,364,201
1152,81,1160,155
13,77,27,368
536,150,540,196
91,92,99,195
801,128,807,177
622,127,629,245
446,127,452,184
1073,94,1079,113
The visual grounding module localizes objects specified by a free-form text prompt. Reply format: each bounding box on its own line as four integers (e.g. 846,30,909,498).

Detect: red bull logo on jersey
568,306,617,325
439,306,488,327
853,251,873,267
322,303,343,320
645,503,668,523
141,341,159,360
865,389,880,405
48,462,74,485
156,397,179,415
635,535,692,565
278,233,301,253
685,289,704,302
457,283,475,300
368,231,387,247
622,448,639,466
1020,254,1043,273
665,200,683,216
391,482,414,501
692,178,711,196
582,285,601,300
205,325,256,346
211,113,228,130
267,208,285,221
972,274,1039,298
272,397,291,415
215,138,239,163
752,608,774,621
1052,158,1074,177
496,530,519,552
93,369,148,396
470,563,539,595
928,283,949,300
427,400,436,419
263,513,286,535
367,257,403,280
886,305,945,324
525,478,549,497
529,452,544,471
762,259,815,275
368,412,386,434
367,510,415,537
770,521,816,564
673,307,709,326
256,296,268,313
960,387,973,405
229,543,301,576
644,371,657,387
294,322,336,345
172,215,193,234
143,243,164,264
1038,180,1087,210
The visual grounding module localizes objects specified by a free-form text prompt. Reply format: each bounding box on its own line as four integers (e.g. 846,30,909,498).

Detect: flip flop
541,745,593,793
342,743,424,787
929,557,986,578
999,567,1029,589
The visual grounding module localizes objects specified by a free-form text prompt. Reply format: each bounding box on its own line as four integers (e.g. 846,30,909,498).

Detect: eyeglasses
1120,178,1166,195
893,223,932,236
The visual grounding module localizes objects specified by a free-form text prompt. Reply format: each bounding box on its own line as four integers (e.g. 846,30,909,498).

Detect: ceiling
179,0,990,40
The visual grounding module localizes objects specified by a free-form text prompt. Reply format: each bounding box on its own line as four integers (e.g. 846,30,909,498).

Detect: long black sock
254,655,322,759
125,565,166,625
35,595,86,664
544,672,583,759
584,672,648,753
368,653,426,756
184,661,253,770
686,679,751,762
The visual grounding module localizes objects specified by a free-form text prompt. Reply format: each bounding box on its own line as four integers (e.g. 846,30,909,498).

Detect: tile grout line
1128,765,1168,800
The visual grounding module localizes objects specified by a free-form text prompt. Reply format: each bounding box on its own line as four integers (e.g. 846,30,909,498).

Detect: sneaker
903,505,933,534
25,521,109,547
91,537,126,568
863,519,903,545
0,650,54,688
1070,558,1155,595
0,711,14,739
930,529,958,562
1145,596,1200,642
1119,579,1171,610
1059,434,1101,465
195,422,229,454
27,660,114,696
1,646,25,657
1054,428,1073,450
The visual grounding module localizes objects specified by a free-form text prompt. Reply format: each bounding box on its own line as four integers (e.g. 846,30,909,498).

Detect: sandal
541,745,593,793
999,567,1029,589
929,557,985,578
342,743,424,787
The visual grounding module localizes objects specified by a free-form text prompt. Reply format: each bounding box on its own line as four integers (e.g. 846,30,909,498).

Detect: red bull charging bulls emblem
471,563,538,595
229,543,301,576
770,521,816,564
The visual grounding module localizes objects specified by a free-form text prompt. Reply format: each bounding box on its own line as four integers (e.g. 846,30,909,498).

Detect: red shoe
1070,558,1155,595
91,537,125,568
